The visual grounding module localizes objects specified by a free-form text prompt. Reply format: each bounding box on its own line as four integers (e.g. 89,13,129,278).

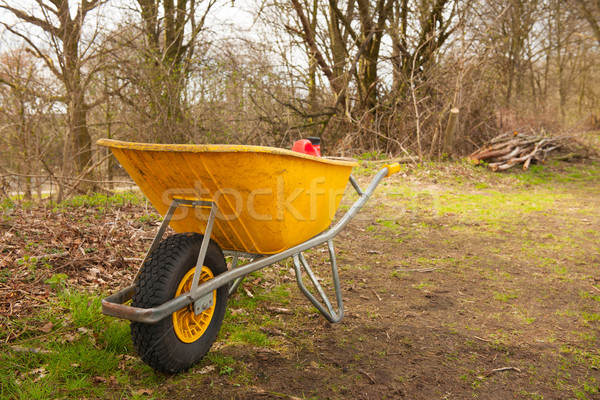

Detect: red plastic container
292,137,321,157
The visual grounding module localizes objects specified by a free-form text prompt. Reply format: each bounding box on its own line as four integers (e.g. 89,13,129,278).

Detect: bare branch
290,0,338,92
0,4,59,35
0,75,17,90
1,24,63,79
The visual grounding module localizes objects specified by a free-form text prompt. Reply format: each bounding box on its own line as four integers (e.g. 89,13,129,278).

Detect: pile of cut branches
468,131,562,171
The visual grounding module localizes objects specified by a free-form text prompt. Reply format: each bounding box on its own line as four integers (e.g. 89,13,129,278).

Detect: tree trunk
71,98,92,174
443,108,459,157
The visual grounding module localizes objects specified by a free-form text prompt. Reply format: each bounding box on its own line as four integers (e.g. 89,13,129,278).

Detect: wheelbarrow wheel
130,232,228,374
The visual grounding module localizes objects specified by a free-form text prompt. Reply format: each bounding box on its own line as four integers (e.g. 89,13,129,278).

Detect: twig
243,287,254,298
251,388,303,400
474,336,490,342
64,154,115,197
10,345,55,355
36,252,69,260
0,251,13,267
394,267,440,273
264,306,293,315
592,285,600,293
371,289,382,301
259,327,287,337
6,315,106,345
358,369,376,384
487,367,521,376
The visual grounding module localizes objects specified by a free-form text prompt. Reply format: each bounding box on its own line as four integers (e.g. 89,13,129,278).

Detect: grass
2,158,600,399
52,192,145,216
515,162,600,186
212,271,297,367
1,191,145,213
493,290,519,302
0,288,152,399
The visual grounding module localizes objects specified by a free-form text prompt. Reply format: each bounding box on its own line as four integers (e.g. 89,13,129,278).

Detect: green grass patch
220,274,291,348
228,329,270,347
516,163,600,186
205,353,237,376
581,312,600,322
0,288,157,400
384,180,567,229
54,191,144,210
493,290,519,302
435,190,559,221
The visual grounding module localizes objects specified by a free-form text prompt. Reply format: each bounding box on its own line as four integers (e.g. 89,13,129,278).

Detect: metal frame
102,166,391,324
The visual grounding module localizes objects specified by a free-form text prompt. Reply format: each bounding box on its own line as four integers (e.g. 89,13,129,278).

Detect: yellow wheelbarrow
97,139,400,374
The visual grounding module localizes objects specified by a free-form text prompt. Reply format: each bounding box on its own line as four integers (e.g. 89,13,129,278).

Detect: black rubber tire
130,232,228,374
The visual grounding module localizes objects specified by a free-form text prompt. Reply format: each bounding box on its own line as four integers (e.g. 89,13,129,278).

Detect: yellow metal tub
97,139,358,254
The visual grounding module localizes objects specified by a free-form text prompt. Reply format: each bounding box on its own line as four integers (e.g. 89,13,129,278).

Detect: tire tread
130,233,227,374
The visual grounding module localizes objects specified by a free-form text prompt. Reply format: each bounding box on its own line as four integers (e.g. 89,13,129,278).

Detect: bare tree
0,48,62,200
132,0,218,142
0,0,108,195
576,0,600,44
387,0,460,97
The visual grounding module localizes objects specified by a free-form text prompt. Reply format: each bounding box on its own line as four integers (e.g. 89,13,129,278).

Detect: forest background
1,0,599,201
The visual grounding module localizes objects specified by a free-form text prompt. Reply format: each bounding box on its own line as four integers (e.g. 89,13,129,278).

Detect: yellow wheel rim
173,266,216,343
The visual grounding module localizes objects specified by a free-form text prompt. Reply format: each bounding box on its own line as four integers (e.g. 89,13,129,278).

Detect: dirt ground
1,160,599,399
176,162,600,400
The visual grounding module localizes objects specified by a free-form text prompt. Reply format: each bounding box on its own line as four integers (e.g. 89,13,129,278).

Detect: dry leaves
15,365,49,385
39,322,54,333
0,204,162,331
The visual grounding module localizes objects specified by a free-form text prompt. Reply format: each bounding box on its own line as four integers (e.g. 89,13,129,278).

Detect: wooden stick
487,367,521,375
358,370,376,384
394,267,440,272
372,289,382,301
496,146,522,161
265,306,293,315
468,147,514,162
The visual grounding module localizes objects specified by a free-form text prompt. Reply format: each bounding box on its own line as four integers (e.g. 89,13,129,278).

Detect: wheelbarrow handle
102,165,395,324
384,162,401,177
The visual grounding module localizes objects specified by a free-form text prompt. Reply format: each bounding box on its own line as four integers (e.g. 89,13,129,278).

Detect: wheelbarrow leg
224,253,262,297
227,255,241,296
292,239,343,323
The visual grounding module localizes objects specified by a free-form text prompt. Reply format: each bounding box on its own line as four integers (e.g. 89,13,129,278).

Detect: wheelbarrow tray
97,139,357,254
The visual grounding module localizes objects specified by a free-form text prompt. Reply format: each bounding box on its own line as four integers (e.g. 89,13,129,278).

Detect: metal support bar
190,203,217,300
102,167,391,324
227,256,241,296
297,253,334,314
133,198,215,283
133,201,179,282
349,175,363,196
327,239,344,318
291,238,343,323
227,255,263,296
222,251,263,297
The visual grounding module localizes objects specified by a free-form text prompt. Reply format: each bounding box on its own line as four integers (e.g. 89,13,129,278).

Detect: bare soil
1,161,599,400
